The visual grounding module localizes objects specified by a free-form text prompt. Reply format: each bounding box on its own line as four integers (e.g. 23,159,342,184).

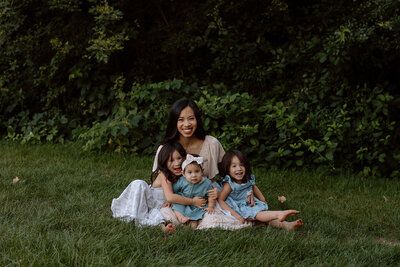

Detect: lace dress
111,180,165,226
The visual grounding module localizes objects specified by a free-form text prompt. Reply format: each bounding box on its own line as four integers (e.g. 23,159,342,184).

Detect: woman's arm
217,183,245,223
202,135,225,180
159,172,206,208
252,185,267,204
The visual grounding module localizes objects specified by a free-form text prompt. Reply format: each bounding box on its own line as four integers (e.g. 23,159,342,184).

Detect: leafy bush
78,78,198,154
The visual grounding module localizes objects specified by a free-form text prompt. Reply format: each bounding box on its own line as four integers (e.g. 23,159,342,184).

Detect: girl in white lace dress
111,142,188,229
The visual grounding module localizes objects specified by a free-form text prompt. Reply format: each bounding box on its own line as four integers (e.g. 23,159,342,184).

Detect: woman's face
177,106,197,138
167,150,184,176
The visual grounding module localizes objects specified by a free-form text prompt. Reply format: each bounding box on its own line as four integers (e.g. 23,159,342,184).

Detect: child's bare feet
268,219,303,231
161,223,176,234
174,210,190,224
278,210,300,222
281,219,303,231
180,216,190,224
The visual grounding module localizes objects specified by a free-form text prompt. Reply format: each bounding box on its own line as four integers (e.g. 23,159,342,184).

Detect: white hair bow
182,154,204,171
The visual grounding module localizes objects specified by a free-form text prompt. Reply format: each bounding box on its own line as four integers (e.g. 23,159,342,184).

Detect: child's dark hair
151,142,186,184
162,98,206,144
218,150,252,183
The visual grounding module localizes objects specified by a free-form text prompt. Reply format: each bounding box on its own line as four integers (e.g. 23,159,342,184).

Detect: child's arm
253,185,267,204
204,189,216,214
206,184,219,200
217,183,245,224
160,173,206,208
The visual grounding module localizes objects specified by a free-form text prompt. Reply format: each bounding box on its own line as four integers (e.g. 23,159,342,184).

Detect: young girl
112,142,196,233
171,154,216,228
217,150,303,231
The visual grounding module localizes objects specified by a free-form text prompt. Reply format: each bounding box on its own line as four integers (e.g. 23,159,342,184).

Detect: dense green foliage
1,0,399,176
1,142,400,265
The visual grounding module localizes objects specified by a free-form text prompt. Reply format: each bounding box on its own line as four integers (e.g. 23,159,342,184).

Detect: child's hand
162,202,172,208
207,184,219,200
204,206,215,214
247,193,255,207
192,196,206,208
233,214,245,224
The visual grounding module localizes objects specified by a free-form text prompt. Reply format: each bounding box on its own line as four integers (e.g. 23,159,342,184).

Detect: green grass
1,141,400,266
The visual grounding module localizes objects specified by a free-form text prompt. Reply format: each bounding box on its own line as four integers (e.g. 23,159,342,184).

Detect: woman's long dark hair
150,142,187,184
218,150,252,183
162,98,206,144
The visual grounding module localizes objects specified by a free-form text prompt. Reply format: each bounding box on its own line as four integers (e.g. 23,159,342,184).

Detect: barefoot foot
278,210,300,222
180,216,190,224
281,219,303,231
161,223,176,234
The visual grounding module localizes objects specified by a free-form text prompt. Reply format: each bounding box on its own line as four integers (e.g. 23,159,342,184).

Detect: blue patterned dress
172,176,213,220
221,174,268,219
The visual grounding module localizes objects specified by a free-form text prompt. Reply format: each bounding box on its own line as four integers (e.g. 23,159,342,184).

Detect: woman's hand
192,196,206,208
207,184,220,200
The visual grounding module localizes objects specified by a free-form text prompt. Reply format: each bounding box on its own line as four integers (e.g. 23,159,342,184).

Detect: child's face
167,150,184,177
183,163,203,184
229,156,246,182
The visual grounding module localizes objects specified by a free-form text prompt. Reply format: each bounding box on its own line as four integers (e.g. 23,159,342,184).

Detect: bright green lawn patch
1,142,400,266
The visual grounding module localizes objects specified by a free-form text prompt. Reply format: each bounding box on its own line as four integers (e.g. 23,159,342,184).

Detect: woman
152,97,224,180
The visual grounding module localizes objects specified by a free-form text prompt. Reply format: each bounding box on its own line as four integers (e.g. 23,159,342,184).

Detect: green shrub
78,78,198,154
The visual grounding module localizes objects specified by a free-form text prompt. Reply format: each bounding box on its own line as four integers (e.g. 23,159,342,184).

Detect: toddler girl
172,154,216,228
218,150,303,231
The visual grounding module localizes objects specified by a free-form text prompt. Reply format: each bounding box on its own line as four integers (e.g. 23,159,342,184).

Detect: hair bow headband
182,154,204,171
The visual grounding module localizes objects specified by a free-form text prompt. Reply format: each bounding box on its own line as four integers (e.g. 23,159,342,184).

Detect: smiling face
229,156,246,183
167,150,184,177
177,106,197,138
183,163,203,184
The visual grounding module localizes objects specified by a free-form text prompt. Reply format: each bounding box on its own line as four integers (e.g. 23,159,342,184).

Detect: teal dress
172,176,213,220
221,174,268,219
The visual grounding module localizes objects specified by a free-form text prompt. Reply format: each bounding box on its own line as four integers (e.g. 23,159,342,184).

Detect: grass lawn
1,141,400,266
